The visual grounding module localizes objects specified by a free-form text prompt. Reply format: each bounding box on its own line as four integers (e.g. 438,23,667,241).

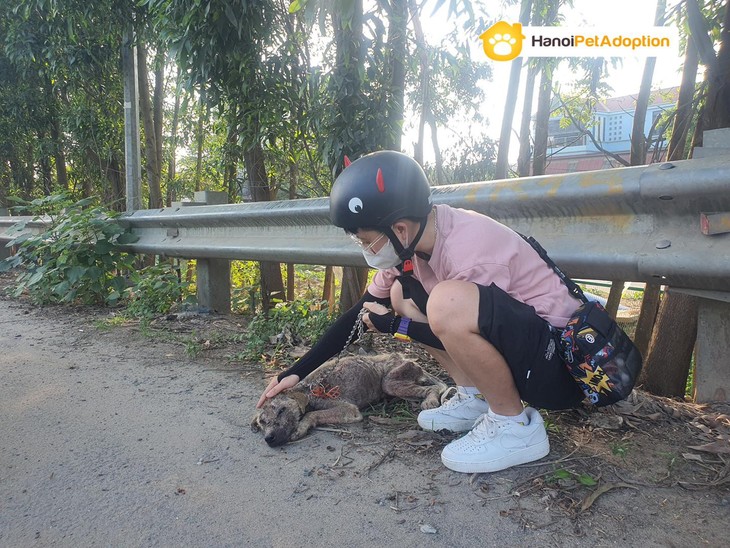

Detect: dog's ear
250,411,262,433
289,391,309,415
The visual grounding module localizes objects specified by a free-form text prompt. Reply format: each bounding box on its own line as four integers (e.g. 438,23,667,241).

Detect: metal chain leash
337,307,368,360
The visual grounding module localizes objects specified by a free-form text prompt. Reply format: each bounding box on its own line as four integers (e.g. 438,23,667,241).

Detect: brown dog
251,354,447,447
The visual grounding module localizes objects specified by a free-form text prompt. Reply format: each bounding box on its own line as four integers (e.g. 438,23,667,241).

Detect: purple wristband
394,317,411,341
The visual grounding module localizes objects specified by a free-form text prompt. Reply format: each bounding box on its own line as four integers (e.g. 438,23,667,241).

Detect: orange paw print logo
479,21,525,61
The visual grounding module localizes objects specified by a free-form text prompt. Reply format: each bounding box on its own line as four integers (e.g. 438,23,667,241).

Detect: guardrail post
197,258,231,314
0,208,9,260
694,297,730,402
194,192,231,314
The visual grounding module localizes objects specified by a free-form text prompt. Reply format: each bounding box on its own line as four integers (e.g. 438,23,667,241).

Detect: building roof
595,86,679,113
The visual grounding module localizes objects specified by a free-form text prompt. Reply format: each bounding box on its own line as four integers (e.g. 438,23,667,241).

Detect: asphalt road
0,298,534,547
2,297,728,547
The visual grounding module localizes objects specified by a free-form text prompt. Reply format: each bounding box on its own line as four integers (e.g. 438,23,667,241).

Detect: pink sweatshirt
367,204,580,328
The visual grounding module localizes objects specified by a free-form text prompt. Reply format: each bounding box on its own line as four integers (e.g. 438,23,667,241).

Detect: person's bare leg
426,280,523,416
389,281,473,385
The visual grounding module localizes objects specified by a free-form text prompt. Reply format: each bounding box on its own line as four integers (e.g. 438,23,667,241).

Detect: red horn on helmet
344,155,352,168
376,168,385,193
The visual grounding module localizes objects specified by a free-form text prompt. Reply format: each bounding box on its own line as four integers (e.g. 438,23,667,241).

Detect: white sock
488,409,529,425
458,386,480,396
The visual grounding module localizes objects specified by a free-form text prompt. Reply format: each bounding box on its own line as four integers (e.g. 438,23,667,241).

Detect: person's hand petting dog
256,374,300,409
361,301,394,333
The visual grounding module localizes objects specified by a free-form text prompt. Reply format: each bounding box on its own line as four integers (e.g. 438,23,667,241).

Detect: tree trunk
530,0,559,176
429,116,444,184
702,0,730,131
323,266,336,311
639,291,698,396
153,48,165,181
332,0,363,161
0,166,6,208
167,69,182,206
137,43,163,209
108,155,126,212
224,109,239,200
532,62,554,176
386,0,407,150
47,83,68,192
495,0,533,179
339,266,368,312
409,0,429,165
666,40,699,162
37,130,53,196
634,282,661,358
630,0,665,167
332,0,369,310
243,141,285,311
517,63,539,177
629,57,657,165
194,85,207,192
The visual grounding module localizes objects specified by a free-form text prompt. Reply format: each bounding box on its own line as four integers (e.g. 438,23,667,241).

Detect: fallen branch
580,483,638,513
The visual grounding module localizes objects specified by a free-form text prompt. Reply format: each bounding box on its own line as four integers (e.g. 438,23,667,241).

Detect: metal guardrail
2,155,730,293
112,155,730,294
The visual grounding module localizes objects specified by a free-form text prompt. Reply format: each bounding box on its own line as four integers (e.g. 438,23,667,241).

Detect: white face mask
362,238,402,270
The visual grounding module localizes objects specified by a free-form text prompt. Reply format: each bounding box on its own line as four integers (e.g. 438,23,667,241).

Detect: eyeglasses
349,232,386,253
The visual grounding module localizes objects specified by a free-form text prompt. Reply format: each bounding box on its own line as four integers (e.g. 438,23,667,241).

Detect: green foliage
237,299,336,361
549,468,598,487
425,138,497,185
363,399,418,422
611,441,630,459
0,194,137,305
685,355,695,398
231,260,262,314
124,262,195,319
1,0,127,204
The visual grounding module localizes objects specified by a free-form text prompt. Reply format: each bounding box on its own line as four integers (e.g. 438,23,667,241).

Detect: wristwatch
393,317,411,342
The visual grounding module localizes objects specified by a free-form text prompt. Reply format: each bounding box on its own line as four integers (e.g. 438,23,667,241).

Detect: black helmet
329,151,432,230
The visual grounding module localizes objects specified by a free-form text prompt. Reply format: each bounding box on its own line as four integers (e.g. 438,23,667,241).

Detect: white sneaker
440,407,549,473
417,387,490,433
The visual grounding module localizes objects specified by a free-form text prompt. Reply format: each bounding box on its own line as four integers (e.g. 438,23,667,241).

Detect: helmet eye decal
348,197,363,213
376,168,385,193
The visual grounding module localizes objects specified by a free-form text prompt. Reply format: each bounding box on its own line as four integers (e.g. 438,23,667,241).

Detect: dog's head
251,391,308,447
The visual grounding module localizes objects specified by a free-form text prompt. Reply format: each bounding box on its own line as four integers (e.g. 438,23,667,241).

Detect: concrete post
193,191,228,205
694,297,730,402
196,259,231,314
194,192,231,314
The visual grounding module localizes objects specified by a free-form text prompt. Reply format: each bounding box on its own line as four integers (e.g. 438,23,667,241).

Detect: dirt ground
1,281,729,547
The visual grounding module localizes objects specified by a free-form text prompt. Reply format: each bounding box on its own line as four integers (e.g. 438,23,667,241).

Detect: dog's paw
420,396,441,410
290,420,313,441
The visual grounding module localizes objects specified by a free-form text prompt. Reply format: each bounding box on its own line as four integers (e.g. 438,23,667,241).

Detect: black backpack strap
520,234,589,305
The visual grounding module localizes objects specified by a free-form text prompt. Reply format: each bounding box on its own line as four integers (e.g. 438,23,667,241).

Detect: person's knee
427,280,477,337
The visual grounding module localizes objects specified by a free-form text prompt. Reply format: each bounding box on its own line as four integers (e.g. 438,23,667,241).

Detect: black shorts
396,276,583,411
476,283,584,410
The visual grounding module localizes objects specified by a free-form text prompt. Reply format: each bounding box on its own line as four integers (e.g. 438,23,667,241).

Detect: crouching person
257,150,584,473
